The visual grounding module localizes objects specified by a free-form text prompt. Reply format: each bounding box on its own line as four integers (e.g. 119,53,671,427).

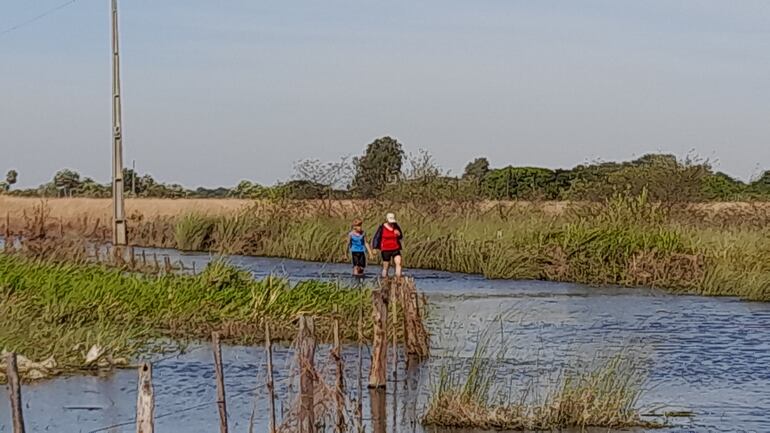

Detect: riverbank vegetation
0,254,370,379
160,194,770,301
4,191,770,301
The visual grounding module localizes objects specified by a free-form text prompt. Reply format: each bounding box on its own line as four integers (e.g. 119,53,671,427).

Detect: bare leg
381,261,390,278
394,255,403,278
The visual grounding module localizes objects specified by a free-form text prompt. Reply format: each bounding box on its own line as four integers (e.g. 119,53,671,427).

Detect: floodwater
2,250,770,433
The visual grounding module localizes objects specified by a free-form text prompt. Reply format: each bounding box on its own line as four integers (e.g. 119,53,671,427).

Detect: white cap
386,213,397,224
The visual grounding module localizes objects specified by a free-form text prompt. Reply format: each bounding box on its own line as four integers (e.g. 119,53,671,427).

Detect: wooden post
163,256,172,273
136,362,154,433
212,332,228,433
265,322,277,433
153,252,159,271
368,388,386,433
402,279,429,360
4,212,10,251
368,286,387,388
399,280,414,357
141,250,147,267
333,306,345,433
390,280,398,384
129,246,136,269
356,296,364,433
298,316,316,433
5,353,26,433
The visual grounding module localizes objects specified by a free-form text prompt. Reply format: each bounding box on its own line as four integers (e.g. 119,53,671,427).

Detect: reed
174,212,216,251
0,254,371,378
168,196,770,301
422,335,658,430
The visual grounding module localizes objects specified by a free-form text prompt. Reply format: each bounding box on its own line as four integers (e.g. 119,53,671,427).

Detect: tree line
3,136,770,201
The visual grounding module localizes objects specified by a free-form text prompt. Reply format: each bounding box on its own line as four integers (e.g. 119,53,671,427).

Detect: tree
5,170,18,191
53,169,82,196
351,136,404,197
462,157,490,181
293,157,354,209
483,167,556,200
233,180,267,199
750,170,770,195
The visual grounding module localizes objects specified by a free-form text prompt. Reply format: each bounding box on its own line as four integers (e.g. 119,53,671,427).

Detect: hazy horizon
2,0,769,188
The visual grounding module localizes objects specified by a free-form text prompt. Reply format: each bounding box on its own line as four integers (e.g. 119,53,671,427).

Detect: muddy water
2,250,770,432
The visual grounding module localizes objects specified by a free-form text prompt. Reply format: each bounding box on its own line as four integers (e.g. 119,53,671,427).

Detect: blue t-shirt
350,231,366,253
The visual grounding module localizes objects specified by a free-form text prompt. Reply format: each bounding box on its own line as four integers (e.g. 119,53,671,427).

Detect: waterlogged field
2,253,769,432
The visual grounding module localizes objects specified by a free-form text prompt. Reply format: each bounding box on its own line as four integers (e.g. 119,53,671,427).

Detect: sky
2,0,770,188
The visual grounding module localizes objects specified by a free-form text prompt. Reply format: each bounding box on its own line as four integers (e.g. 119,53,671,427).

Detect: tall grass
175,212,216,251
167,196,770,300
422,333,656,430
0,254,370,375
14,194,770,300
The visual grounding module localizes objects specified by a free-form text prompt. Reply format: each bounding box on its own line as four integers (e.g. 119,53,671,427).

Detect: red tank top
380,225,400,251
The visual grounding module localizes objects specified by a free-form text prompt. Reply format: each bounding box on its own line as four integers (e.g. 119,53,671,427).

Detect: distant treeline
3,136,770,201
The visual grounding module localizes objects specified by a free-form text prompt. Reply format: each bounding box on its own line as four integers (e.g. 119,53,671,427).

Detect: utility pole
111,0,127,248
132,159,136,196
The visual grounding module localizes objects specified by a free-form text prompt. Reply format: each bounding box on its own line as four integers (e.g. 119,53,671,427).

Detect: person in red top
372,212,403,278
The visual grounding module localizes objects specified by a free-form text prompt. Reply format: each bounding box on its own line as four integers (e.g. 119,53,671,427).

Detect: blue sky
2,0,770,188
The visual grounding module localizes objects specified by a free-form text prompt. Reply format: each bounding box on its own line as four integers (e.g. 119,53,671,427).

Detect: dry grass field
0,197,253,231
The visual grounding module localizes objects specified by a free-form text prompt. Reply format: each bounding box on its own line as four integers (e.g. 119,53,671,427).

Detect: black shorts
381,250,401,262
351,252,366,268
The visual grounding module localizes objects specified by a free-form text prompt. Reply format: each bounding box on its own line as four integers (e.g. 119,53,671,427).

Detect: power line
0,0,82,39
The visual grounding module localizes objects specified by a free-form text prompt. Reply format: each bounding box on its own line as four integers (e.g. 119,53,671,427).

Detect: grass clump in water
423,332,659,430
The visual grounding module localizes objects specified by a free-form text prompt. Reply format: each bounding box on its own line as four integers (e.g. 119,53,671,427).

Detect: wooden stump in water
5,353,26,433
265,322,277,433
332,306,346,433
298,316,316,433
401,278,430,359
211,332,228,433
368,388,387,433
368,286,388,388
136,362,155,433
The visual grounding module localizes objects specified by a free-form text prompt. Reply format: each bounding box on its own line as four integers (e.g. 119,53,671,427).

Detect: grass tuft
423,336,659,430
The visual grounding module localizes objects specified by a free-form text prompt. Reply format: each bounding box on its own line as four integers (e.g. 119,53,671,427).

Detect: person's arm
372,225,382,251
364,234,375,258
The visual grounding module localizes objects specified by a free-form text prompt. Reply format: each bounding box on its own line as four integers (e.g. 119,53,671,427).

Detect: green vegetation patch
0,255,370,377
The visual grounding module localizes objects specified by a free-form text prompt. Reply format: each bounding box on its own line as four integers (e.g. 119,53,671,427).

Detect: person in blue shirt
348,218,374,276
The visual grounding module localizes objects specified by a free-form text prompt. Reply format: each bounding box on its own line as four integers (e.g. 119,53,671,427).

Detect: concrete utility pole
111,0,127,247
